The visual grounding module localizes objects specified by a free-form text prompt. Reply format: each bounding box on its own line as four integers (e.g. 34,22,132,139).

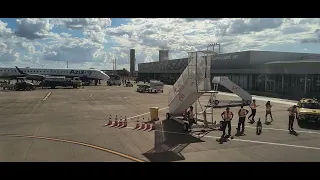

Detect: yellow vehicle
296,98,320,127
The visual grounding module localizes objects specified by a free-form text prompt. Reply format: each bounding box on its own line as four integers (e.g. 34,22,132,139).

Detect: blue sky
0,18,320,69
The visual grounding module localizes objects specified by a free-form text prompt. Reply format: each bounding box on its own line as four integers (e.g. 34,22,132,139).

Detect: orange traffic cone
144,122,151,131
148,120,156,131
139,123,146,130
105,114,112,126
134,117,140,130
121,116,127,128
112,115,118,127
118,116,123,127
139,118,145,130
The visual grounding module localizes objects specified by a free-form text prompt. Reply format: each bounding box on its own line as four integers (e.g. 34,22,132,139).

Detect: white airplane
0,66,110,82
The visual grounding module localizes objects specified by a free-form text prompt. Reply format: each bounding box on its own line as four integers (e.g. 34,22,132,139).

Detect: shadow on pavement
143,119,204,162
299,123,320,130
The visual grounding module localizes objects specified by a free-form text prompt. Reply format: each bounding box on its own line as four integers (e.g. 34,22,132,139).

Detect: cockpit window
301,103,320,109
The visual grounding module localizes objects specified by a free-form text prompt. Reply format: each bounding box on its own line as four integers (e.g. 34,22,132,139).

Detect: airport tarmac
0,85,320,162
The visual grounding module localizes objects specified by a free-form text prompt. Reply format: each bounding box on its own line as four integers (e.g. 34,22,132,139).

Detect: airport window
290,74,305,94
255,74,265,91
265,74,276,92
239,75,248,90
274,75,282,92
307,74,320,93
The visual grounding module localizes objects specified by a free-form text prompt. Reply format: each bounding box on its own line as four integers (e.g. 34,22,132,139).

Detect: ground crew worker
238,105,249,133
221,107,233,137
187,106,196,130
265,101,274,123
287,105,297,132
248,99,258,123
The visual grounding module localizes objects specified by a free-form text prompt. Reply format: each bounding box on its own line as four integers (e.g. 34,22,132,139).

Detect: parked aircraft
0,66,110,82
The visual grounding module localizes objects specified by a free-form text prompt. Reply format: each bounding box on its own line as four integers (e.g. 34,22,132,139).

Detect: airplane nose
100,72,110,81
105,75,110,81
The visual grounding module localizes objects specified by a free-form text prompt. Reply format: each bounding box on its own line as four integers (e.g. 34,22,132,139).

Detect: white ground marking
122,126,320,151
126,107,169,120
43,92,52,101
231,124,320,135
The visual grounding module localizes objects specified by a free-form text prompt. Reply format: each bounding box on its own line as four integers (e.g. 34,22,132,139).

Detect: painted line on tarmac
204,135,320,150
121,126,320,151
232,124,320,135
43,92,51,101
0,134,145,162
127,107,169,120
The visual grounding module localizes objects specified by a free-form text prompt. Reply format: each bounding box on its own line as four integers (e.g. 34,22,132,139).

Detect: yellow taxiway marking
43,92,52,101
0,134,144,162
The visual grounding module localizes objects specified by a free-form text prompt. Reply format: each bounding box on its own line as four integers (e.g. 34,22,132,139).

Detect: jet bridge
165,51,253,132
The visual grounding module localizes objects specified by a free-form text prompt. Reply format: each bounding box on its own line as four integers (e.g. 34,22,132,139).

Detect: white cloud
0,18,319,69
15,18,54,40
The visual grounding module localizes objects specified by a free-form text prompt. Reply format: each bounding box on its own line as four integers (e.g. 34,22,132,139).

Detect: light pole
207,43,220,53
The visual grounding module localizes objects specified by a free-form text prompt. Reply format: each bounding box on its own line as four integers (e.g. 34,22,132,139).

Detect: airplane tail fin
15,66,26,75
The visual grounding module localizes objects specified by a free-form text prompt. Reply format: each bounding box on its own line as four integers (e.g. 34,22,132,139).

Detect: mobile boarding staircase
165,51,253,132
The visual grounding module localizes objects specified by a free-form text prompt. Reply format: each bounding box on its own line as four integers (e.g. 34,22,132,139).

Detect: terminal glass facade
139,72,320,99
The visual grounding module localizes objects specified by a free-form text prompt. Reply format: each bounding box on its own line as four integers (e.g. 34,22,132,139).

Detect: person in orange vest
265,101,274,123
248,99,258,123
238,105,249,134
220,107,234,137
287,105,297,132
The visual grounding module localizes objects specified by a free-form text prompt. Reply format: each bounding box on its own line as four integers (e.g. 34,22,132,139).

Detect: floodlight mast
207,43,220,54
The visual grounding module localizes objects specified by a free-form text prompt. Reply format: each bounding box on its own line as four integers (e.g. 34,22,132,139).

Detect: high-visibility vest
223,111,232,121
250,103,257,109
288,107,296,116
266,105,272,111
239,109,247,117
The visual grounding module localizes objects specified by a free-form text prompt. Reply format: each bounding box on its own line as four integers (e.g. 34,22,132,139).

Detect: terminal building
138,50,320,100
